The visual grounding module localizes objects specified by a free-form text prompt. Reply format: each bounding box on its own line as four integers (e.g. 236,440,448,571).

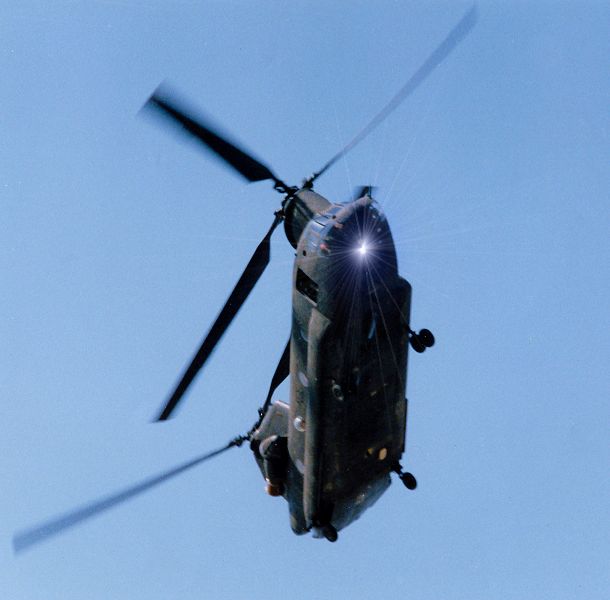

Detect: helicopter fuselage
254,187,412,538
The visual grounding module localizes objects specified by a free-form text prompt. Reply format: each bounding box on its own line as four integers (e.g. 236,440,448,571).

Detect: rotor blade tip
12,536,25,554
155,409,173,422
464,4,479,28
139,82,172,115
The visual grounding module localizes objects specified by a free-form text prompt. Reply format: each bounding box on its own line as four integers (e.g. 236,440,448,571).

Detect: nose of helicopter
334,198,398,274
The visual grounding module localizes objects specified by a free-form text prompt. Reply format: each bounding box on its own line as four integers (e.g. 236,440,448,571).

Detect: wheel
409,335,426,353
418,328,435,348
322,524,338,542
400,472,417,490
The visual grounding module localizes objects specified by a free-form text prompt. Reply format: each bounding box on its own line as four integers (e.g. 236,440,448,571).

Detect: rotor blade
308,5,477,185
255,337,291,430
13,439,243,553
157,214,283,421
264,338,291,408
143,86,285,187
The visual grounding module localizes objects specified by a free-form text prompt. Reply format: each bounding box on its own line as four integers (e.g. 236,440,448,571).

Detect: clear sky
2,1,608,599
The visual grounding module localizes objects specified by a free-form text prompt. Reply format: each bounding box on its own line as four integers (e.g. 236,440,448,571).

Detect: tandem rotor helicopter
14,7,476,551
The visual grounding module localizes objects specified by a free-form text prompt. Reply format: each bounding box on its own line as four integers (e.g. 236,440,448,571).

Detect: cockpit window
296,268,319,304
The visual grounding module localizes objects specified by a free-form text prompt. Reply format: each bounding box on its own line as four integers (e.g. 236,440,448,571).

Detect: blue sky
2,1,608,599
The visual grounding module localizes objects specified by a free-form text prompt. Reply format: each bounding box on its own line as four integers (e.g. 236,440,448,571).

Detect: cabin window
298,371,309,387
296,268,319,304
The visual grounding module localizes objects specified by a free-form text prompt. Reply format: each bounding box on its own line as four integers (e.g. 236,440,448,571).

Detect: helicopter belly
288,214,412,533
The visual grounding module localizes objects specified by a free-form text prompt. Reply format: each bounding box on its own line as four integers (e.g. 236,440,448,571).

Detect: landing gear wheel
322,524,338,542
409,335,426,353
400,472,417,490
418,328,435,348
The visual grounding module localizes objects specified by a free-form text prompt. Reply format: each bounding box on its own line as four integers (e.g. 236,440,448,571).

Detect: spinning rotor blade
157,214,283,421
13,438,244,553
308,5,477,185
143,87,287,188
254,337,291,430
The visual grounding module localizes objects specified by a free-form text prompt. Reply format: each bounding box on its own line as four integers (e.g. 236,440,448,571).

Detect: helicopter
13,6,476,551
